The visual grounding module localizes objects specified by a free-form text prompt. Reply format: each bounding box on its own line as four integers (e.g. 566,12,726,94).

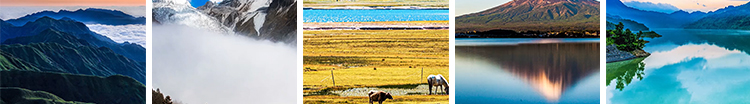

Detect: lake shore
303,21,449,30
606,45,650,63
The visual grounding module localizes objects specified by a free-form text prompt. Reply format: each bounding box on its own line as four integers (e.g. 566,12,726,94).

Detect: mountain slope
3,8,146,26
152,0,232,33
259,0,297,44
1,87,92,104
1,28,146,83
606,15,649,31
606,0,706,28
456,0,599,33
1,17,145,62
0,70,145,104
685,2,750,30
197,0,297,44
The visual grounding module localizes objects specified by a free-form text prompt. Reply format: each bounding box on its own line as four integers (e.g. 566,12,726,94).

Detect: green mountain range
1,70,145,104
456,0,600,33
1,16,145,103
1,28,145,83
1,87,92,104
685,2,750,30
606,14,649,31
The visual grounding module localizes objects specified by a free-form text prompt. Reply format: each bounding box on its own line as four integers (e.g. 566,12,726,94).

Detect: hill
0,70,145,104
1,28,146,83
456,0,599,33
606,14,649,31
0,87,92,104
1,17,146,62
606,0,706,28
685,2,750,30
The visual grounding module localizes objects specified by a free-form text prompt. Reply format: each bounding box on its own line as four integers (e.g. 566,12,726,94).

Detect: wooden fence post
331,70,336,86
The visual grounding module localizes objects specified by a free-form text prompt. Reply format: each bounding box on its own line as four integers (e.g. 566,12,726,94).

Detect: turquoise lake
303,9,449,22
456,38,600,104
607,29,750,104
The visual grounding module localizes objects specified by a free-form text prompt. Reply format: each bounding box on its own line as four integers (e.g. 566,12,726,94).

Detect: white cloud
210,0,224,3
152,25,296,104
86,24,147,46
643,43,744,70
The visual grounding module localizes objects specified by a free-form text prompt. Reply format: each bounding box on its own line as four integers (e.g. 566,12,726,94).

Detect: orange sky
0,0,145,6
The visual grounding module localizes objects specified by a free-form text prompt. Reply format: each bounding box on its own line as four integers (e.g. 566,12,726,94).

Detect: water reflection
457,42,600,103
605,57,645,91
607,29,750,103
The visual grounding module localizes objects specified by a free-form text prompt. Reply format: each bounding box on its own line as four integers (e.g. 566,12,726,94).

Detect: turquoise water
456,38,600,104
607,29,750,104
303,10,449,22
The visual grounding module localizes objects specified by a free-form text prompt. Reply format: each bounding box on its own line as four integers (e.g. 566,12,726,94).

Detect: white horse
427,74,449,95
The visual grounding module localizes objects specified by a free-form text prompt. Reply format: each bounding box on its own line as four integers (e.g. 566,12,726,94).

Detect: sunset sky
0,0,145,6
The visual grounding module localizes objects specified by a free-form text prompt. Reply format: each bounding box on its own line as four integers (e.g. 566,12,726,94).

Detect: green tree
606,22,648,51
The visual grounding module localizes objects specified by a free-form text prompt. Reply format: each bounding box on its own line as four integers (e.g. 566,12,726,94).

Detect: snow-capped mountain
152,0,232,33
153,0,296,44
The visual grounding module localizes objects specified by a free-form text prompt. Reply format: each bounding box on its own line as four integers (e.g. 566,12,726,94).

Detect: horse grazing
368,90,393,104
427,74,449,95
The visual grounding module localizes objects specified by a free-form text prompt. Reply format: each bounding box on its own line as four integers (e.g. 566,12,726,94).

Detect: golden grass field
305,95,449,104
303,29,449,103
304,21,450,28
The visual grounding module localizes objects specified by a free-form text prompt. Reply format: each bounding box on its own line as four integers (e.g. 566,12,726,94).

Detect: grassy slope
0,87,92,104
0,28,146,83
0,70,145,104
303,29,449,102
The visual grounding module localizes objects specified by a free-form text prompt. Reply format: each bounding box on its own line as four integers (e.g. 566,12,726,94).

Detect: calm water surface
607,29,750,104
303,9,449,22
457,38,600,104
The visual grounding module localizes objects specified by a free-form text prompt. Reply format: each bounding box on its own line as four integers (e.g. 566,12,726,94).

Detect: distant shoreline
303,21,449,30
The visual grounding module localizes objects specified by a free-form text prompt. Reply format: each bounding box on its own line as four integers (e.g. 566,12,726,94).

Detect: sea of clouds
152,25,296,104
86,24,146,46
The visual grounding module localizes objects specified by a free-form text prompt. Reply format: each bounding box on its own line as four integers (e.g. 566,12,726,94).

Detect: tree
606,22,649,52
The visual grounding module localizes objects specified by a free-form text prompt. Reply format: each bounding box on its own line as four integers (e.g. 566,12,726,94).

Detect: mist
153,25,296,104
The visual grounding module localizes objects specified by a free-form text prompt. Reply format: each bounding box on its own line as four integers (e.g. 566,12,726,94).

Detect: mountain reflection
456,43,600,101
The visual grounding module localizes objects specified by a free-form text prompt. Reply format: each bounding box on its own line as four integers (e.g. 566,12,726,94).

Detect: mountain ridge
0,70,145,104
685,1,750,30
456,0,599,33
4,8,146,26
1,28,146,83
1,17,146,62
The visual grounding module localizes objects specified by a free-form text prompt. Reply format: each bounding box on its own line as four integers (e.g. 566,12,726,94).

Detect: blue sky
190,0,211,7
456,0,511,16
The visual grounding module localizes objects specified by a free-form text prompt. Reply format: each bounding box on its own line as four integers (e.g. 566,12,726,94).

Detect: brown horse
368,90,393,104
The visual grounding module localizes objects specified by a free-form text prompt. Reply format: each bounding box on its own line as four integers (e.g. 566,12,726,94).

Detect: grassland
303,0,448,8
304,21,449,29
303,29,449,103
304,95,449,104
